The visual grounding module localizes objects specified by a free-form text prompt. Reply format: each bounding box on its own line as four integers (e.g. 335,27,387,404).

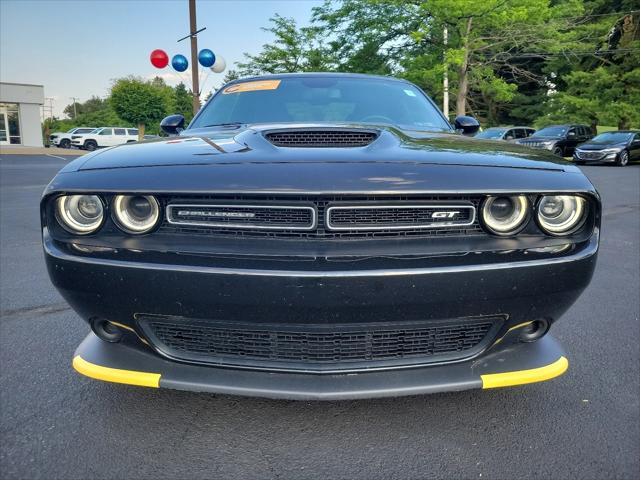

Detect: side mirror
567,131,576,138
160,114,185,136
454,115,480,136
505,135,514,141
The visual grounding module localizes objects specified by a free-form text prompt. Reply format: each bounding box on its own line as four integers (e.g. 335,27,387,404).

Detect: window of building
0,103,21,145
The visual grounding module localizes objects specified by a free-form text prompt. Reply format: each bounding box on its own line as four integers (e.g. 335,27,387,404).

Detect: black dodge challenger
42,73,599,399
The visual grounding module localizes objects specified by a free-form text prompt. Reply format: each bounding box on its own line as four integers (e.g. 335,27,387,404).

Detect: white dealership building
0,82,44,147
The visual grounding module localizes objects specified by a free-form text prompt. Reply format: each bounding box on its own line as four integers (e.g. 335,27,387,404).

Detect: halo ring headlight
537,195,587,235
55,195,104,234
112,195,160,234
481,195,529,236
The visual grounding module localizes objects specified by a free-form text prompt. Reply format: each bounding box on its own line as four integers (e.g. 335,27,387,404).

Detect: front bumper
44,230,597,398
518,143,554,151
574,152,617,163
73,331,568,400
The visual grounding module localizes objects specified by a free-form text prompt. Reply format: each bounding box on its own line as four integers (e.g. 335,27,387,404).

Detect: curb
0,147,85,156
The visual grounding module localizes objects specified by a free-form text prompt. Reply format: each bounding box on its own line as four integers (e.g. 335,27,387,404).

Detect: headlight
480,195,529,235
537,195,587,235
55,195,104,234
112,195,160,234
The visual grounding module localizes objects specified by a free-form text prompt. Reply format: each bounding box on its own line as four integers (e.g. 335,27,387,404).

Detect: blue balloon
171,54,189,72
198,49,215,68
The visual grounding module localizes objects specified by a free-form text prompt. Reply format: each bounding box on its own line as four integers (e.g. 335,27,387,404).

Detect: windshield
532,126,567,138
590,132,632,144
66,128,77,133
475,129,507,139
190,77,451,131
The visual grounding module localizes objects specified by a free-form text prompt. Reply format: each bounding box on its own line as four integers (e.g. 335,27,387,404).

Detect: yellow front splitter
481,356,568,389
73,355,160,388
72,331,569,399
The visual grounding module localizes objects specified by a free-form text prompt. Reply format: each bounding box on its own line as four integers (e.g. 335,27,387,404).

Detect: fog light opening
91,318,124,343
519,319,550,343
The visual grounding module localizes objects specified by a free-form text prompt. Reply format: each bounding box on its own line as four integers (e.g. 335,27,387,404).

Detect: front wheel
84,140,97,151
616,150,629,167
552,146,563,157
59,139,71,149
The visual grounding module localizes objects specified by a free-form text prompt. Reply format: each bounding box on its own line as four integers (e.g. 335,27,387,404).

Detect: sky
0,0,322,117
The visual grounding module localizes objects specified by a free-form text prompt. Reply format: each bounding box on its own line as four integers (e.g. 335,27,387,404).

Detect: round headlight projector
55,195,104,234
537,195,586,235
481,195,529,235
112,195,160,234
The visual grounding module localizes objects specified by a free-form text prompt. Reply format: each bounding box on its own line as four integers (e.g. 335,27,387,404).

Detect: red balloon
150,49,169,69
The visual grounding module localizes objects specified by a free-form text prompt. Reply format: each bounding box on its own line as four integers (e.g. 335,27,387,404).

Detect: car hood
47,124,595,196
68,123,571,173
577,142,626,150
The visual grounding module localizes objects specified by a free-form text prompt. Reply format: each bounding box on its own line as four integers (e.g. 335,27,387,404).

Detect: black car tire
552,146,563,157
59,139,71,149
616,150,629,167
84,140,98,152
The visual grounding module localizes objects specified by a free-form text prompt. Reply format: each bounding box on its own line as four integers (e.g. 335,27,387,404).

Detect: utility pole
178,0,206,115
70,97,78,119
442,26,449,119
188,0,200,115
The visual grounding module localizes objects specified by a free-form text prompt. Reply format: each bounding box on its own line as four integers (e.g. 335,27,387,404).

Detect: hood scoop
264,128,379,148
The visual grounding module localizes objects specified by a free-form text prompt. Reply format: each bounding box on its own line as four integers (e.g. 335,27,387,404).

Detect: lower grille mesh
139,317,498,370
576,151,604,160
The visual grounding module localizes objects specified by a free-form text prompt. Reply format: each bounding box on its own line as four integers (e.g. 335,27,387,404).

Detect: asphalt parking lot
1,154,638,480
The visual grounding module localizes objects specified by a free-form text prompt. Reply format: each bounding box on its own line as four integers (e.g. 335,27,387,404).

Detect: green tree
110,77,169,140
237,14,333,75
222,69,241,84
63,96,109,120
539,50,640,130
174,82,194,123
63,102,82,120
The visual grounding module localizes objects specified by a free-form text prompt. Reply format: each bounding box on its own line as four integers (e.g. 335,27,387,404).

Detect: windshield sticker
404,89,417,97
223,80,281,94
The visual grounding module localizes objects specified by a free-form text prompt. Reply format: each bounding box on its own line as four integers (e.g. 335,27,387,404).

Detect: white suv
49,127,97,149
71,127,139,151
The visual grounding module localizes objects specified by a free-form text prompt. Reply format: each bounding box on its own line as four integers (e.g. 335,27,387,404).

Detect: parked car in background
49,127,97,149
516,124,593,157
475,126,535,142
71,127,139,151
574,131,640,166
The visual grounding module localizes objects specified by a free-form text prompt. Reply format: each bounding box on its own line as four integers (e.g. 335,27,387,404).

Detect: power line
479,48,640,58
566,10,639,19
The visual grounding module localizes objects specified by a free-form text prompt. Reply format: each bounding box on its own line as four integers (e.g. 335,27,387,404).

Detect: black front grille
158,195,485,240
327,204,475,230
138,316,500,371
265,130,378,147
167,204,316,230
576,150,604,160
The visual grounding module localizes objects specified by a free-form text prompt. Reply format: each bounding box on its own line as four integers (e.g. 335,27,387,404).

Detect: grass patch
596,125,618,133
